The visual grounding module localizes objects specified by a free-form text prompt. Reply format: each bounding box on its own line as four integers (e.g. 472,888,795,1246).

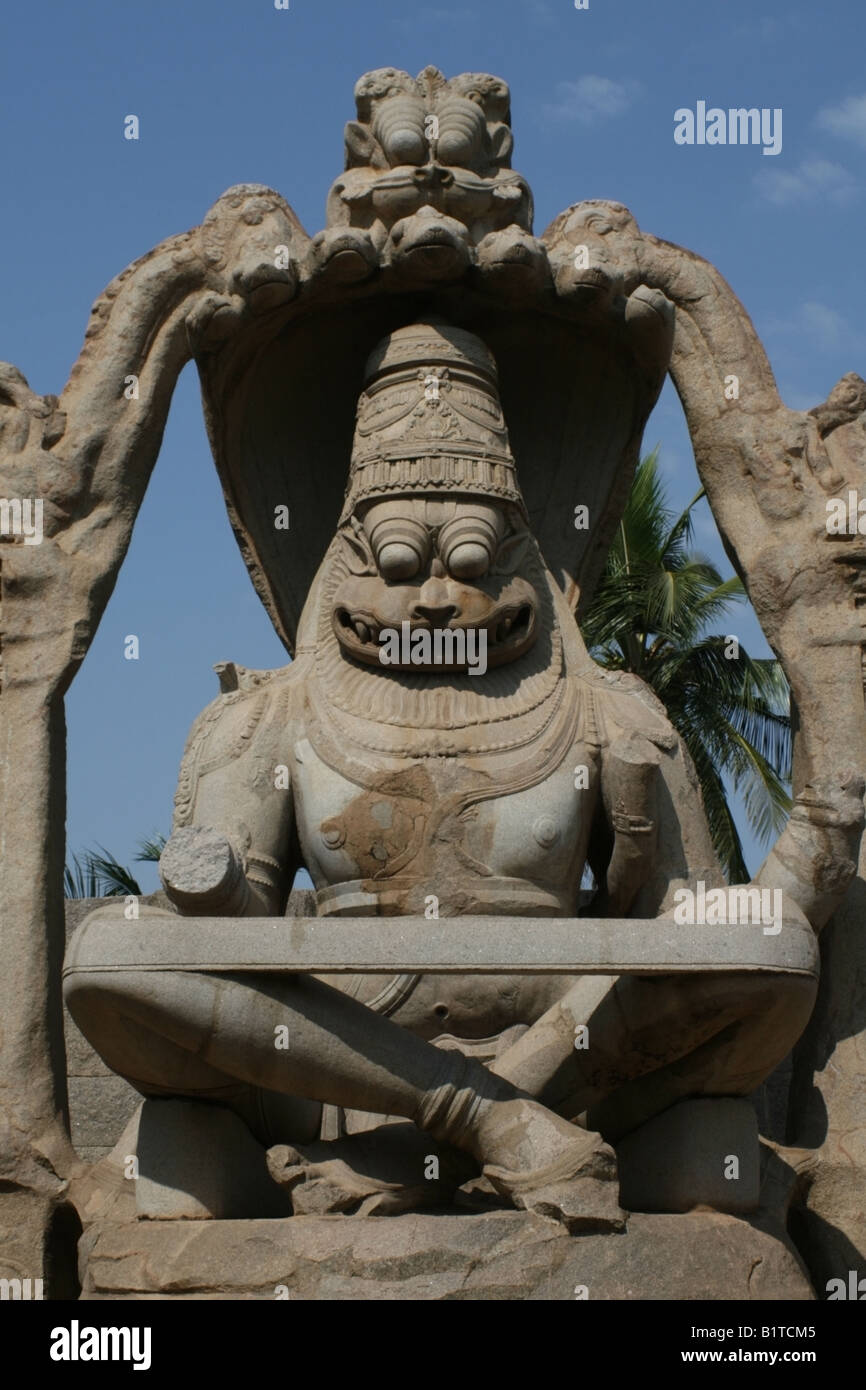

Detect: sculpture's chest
290,733,596,897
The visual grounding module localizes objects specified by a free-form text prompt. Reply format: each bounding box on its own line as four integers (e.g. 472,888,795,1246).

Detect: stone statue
63,316,855,1229
3,65,865,1296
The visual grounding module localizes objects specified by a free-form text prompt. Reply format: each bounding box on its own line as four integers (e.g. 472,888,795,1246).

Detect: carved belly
292,707,598,1037
350,968,567,1040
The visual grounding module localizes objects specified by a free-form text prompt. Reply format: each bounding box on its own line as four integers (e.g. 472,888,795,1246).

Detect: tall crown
340,321,527,521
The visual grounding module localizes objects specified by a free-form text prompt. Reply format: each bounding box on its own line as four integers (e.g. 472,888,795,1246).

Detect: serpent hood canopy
193,67,674,654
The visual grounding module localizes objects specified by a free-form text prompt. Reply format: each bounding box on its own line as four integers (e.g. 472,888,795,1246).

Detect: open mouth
332,602,536,670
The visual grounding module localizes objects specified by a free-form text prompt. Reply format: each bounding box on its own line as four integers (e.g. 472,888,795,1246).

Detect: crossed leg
63,964,616,1211
491,969,818,1139
65,948,816,1219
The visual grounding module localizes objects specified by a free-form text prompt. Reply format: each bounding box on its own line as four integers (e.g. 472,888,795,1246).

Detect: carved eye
368,515,430,580
372,96,427,166
445,541,490,579
438,515,501,579
379,542,423,579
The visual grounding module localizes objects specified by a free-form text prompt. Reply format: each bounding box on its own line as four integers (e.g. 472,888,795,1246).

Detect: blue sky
2,0,863,888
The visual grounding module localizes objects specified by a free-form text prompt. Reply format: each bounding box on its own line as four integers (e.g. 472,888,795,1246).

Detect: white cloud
754,157,857,205
817,93,866,148
764,301,858,355
542,75,641,125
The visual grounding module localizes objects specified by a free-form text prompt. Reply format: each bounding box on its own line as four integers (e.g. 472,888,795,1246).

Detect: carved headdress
340,321,528,522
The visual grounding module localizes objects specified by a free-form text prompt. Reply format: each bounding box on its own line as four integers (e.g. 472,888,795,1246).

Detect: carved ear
488,123,513,167
344,120,380,168
492,531,531,574
340,519,377,575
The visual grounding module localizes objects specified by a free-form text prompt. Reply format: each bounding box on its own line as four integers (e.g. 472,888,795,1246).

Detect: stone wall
63,899,154,1161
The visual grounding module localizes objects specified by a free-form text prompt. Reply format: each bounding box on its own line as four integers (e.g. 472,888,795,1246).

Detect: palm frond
64,852,101,899
135,833,167,863
582,449,792,880
64,844,142,897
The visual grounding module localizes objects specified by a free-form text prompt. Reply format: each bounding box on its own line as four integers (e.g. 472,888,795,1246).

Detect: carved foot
476,1097,625,1233
624,284,676,376
185,292,246,352
267,1124,474,1217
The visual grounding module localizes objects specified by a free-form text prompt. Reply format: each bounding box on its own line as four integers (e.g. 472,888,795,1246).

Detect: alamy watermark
673,881,783,935
0,1277,43,1299
50,1320,151,1370
826,490,866,534
674,103,782,156
826,1270,866,1299
0,497,43,544
379,621,487,676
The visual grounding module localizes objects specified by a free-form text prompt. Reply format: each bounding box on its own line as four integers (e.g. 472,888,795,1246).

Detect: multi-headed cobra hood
193,67,674,654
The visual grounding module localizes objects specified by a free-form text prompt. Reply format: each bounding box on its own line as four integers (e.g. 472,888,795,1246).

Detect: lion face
331,496,541,672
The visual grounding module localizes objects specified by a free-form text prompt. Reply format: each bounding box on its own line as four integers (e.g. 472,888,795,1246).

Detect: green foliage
135,833,167,864
63,852,103,900
64,832,167,898
581,449,791,882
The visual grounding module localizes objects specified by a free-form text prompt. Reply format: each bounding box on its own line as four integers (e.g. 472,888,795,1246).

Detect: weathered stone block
616,1098,760,1214
135,1099,292,1220
78,1207,813,1301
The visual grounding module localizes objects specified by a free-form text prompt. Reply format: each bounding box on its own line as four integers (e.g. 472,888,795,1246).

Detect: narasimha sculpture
3,66,864,1294
63,319,846,1224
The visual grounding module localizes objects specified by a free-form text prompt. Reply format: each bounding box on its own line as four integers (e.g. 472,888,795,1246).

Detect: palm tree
64,833,167,898
581,448,791,883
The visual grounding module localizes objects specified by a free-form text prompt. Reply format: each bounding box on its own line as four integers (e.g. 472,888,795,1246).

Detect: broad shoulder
183,660,303,750
574,664,679,753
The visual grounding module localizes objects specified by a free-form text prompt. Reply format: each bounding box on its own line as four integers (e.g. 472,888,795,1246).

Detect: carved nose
410,578,460,625
413,603,459,625
413,163,454,187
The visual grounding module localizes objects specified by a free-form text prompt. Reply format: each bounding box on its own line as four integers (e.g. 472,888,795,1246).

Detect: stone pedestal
76,1207,813,1301
616,1099,760,1214
134,1100,293,1221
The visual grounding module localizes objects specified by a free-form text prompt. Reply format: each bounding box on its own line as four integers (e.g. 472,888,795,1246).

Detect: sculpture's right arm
159,667,299,917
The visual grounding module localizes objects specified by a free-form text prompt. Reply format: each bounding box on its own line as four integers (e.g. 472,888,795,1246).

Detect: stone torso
292,727,598,919
289,669,600,1040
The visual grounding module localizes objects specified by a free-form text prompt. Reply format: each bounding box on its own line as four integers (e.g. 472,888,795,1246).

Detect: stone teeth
354,620,370,643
